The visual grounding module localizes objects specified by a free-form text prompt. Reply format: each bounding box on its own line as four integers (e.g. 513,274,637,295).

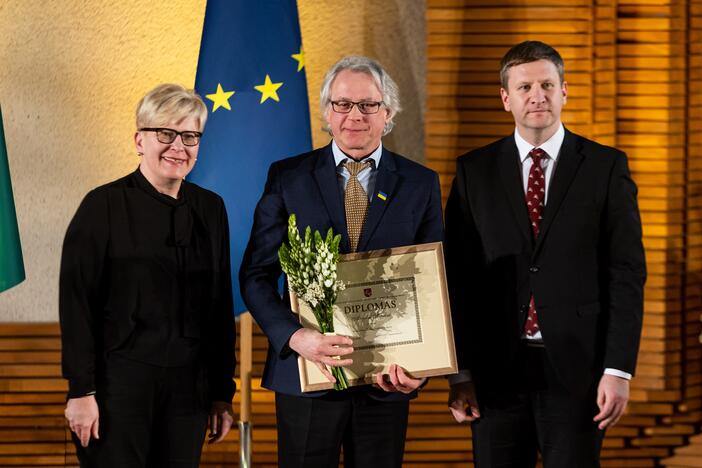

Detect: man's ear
500,88,510,112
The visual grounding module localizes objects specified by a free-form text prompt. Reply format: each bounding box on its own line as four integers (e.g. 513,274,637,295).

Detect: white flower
324,279,333,288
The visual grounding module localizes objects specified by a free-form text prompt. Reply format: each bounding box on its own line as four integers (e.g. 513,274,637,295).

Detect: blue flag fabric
190,0,312,314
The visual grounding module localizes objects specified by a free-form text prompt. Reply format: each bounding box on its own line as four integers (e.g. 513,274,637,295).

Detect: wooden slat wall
663,0,702,465
427,0,702,466
0,324,68,467
618,0,685,402
0,322,473,467
594,0,617,146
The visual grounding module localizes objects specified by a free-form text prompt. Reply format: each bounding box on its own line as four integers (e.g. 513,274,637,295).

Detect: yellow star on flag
206,83,235,112
254,75,283,103
291,47,305,72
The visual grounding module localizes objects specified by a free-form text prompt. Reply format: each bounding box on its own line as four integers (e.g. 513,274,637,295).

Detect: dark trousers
73,355,208,468
275,389,409,468
472,345,604,468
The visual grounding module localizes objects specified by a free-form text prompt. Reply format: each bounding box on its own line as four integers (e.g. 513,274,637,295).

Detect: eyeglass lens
156,129,200,146
332,101,381,114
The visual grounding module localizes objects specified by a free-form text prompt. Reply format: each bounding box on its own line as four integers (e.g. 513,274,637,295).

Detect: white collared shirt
515,123,564,204
332,140,382,202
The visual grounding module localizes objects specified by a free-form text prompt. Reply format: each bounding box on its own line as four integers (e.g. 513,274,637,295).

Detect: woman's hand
65,395,100,447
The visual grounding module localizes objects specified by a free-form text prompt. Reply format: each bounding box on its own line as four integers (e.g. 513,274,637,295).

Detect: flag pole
238,311,253,467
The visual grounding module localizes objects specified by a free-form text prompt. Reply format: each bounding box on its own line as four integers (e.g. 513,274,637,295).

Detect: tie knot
529,148,546,164
344,159,371,177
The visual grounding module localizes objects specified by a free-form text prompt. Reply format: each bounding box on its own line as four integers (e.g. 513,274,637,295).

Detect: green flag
0,105,25,293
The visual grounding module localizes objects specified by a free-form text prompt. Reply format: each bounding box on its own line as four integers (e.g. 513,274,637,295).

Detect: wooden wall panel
618,11,688,459
594,0,618,145
663,0,702,465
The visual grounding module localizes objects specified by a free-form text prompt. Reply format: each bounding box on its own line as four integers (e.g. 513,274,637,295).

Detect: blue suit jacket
239,143,444,398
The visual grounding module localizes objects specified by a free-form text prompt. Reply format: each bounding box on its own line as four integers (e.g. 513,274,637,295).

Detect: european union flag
189,0,312,314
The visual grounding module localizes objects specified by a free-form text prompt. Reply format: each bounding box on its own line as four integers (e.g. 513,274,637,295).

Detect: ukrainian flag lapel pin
377,191,388,201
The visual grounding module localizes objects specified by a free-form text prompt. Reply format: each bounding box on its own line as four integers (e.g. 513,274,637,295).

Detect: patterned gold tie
344,159,371,252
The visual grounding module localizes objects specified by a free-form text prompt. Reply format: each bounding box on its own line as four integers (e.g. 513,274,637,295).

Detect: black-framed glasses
140,127,202,146
330,100,384,115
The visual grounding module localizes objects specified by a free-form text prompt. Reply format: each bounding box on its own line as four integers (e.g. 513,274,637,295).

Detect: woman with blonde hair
59,83,236,467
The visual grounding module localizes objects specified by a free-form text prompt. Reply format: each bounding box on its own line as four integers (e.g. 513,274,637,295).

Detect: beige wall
0,0,425,321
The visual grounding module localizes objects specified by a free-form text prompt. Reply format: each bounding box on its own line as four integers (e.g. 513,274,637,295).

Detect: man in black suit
445,41,646,467
240,56,444,467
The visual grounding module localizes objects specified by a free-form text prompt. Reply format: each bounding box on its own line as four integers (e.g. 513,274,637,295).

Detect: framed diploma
291,242,457,392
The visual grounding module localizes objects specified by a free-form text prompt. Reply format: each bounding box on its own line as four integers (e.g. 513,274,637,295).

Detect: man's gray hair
320,55,401,136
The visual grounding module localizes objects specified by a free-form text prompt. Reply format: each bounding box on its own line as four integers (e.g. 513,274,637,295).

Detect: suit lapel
357,148,399,252
533,129,584,258
498,136,532,245
313,144,350,251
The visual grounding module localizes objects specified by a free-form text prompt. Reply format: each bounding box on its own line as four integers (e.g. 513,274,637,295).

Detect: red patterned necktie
524,148,546,337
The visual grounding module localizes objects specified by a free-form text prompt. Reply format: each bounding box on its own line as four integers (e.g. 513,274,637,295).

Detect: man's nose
530,86,546,104
348,104,365,119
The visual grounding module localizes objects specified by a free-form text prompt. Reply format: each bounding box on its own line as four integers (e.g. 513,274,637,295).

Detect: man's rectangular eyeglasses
140,128,202,146
330,100,384,114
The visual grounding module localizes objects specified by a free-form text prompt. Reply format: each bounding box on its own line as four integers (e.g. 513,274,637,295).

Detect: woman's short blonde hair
136,83,208,131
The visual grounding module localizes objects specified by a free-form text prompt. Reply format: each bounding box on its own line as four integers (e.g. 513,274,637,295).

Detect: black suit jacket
444,129,646,396
240,143,444,398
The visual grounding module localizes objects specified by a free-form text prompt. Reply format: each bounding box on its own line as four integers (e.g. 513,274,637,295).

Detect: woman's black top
59,168,235,402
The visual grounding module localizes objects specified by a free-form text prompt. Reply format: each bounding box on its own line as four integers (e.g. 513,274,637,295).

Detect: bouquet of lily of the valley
278,214,349,390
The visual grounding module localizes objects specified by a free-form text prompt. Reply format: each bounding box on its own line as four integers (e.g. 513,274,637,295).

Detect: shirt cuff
447,370,472,386
604,368,632,380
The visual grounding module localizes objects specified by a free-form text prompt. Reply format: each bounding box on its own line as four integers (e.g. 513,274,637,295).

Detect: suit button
529,266,539,273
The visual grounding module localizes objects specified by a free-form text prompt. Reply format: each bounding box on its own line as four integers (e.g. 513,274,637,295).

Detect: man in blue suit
240,56,444,468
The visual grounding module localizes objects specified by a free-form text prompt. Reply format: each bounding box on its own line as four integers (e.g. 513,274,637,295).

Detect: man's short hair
500,41,564,89
320,55,401,136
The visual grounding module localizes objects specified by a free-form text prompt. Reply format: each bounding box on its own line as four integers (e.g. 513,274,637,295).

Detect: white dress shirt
332,140,382,201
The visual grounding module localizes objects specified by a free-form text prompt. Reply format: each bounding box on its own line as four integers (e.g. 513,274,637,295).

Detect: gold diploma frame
291,242,457,392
